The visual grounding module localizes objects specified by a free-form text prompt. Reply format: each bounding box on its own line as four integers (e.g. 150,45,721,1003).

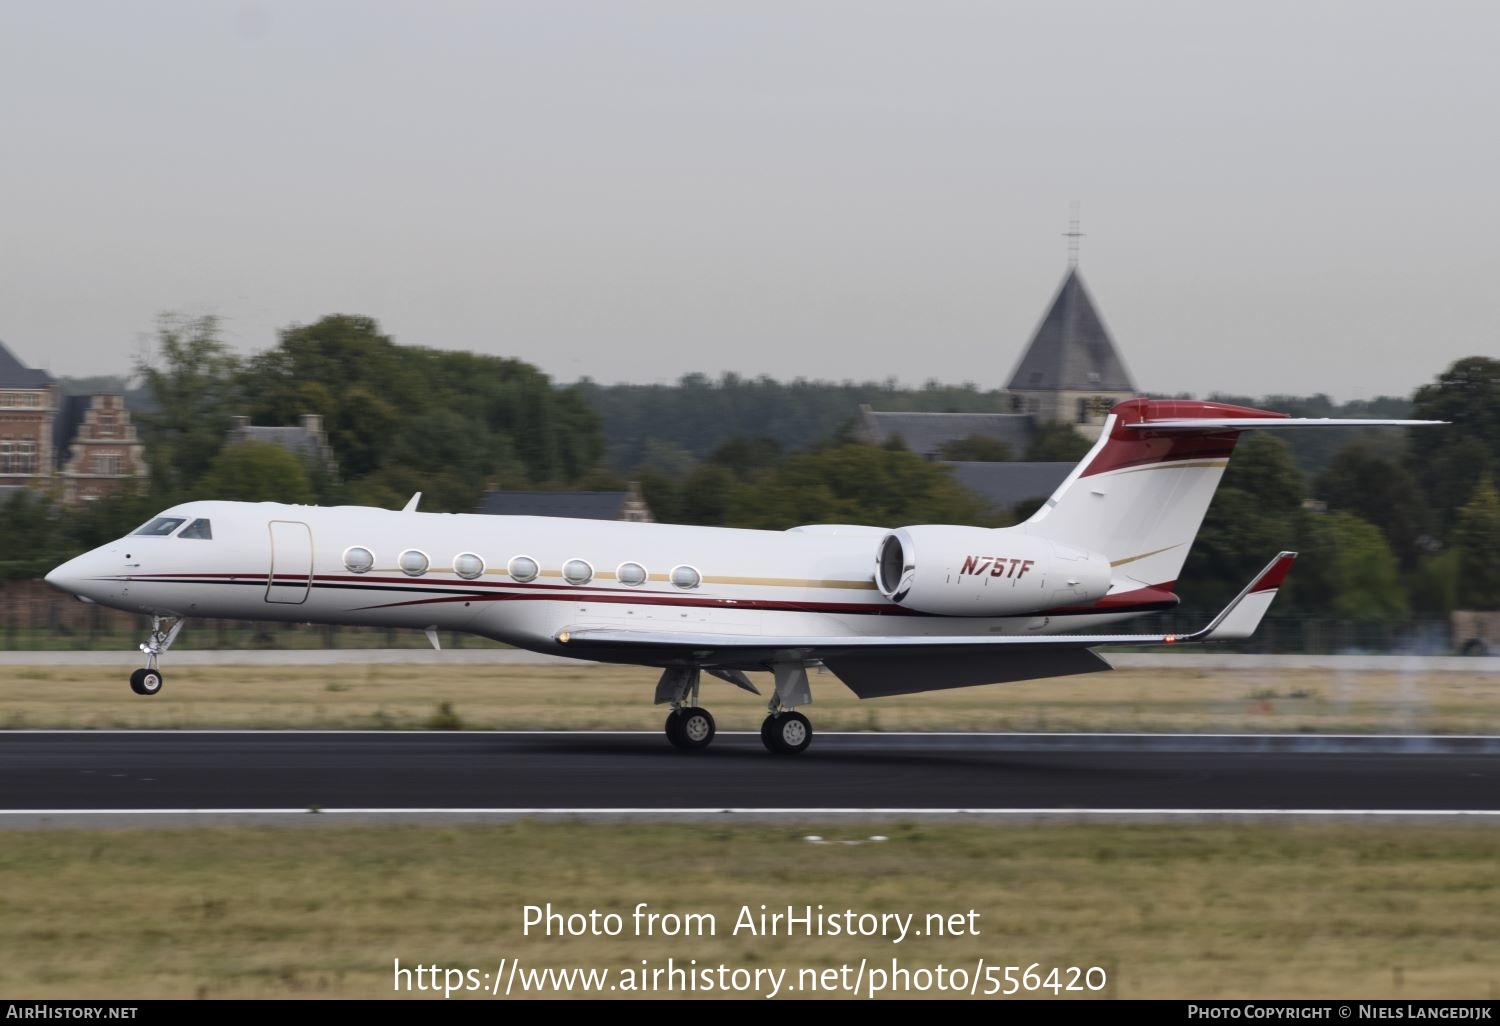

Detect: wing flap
825,648,1111,698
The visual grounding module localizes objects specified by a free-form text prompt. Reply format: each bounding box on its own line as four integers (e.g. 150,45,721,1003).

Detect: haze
1,1,1496,400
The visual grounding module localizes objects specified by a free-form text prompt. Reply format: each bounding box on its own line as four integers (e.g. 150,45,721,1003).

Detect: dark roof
52,394,90,467
946,461,1075,512
1006,268,1135,392
862,410,1035,458
477,490,630,519
0,341,53,389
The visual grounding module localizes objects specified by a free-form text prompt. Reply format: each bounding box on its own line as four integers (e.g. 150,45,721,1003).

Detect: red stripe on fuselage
118,572,1178,618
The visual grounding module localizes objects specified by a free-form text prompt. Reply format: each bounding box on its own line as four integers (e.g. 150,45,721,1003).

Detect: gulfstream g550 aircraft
44,399,1439,753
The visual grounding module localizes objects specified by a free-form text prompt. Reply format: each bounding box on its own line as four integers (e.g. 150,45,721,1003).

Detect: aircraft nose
45,556,81,594
45,553,99,600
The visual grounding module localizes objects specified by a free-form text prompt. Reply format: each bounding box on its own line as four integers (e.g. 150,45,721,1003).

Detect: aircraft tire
130,668,163,697
665,711,688,748
675,707,716,750
761,712,812,755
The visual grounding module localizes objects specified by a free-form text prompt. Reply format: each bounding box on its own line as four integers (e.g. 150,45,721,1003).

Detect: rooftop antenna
1064,200,1084,268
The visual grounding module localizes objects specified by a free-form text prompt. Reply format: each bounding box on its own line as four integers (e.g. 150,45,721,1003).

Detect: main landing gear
760,662,815,754
761,710,812,755
653,662,817,754
665,706,717,750
657,667,719,751
129,615,184,697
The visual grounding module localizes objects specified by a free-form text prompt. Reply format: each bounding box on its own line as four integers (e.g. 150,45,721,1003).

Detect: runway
1,730,1497,822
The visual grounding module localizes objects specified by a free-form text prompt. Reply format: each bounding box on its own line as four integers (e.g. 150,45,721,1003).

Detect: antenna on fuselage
402,492,422,512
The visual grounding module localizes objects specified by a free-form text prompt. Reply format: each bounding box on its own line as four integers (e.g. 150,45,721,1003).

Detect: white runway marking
3,808,1500,818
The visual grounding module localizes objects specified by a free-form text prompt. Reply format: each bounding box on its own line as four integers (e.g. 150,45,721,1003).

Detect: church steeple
1005,266,1135,394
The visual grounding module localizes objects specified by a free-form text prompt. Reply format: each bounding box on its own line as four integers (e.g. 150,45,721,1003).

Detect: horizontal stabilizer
1127,418,1445,432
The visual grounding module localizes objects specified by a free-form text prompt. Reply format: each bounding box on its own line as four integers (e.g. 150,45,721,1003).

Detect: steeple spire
1063,200,1084,269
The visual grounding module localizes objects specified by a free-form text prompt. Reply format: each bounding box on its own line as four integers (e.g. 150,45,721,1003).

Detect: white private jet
44,399,1439,753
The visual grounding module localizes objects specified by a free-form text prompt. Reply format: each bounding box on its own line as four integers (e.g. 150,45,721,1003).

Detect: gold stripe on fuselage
1113,459,1229,475
1109,544,1183,568
464,568,876,590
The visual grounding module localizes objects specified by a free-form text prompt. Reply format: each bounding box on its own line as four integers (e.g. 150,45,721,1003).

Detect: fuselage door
266,520,313,604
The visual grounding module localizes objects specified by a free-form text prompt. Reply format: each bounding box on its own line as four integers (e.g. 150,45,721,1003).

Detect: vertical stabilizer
1020,399,1285,591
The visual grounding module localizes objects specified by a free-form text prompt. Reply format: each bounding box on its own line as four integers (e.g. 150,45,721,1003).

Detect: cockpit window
179,518,213,540
132,516,187,537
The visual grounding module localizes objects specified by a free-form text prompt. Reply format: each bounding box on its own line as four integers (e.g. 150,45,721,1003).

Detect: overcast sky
1,1,1496,400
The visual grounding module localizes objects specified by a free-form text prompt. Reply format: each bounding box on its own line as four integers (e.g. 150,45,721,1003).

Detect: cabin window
562,559,594,585
670,564,702,590
178,518,213,540
508,555,539,582
616,562,647,586
132,516,186,537
399,549,430,577
343,546,376,574
453,552,485,580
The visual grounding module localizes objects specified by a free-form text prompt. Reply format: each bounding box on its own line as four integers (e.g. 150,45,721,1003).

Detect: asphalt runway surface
1,730,1498,821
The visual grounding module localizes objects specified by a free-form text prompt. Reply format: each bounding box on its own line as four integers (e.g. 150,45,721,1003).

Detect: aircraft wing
556,552,1296,698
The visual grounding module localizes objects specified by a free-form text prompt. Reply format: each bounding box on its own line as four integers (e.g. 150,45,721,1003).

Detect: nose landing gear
129,615,184,697
128,667,163,696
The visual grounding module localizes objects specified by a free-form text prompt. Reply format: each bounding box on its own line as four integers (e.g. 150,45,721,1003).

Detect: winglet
402,492,422,513
1195,551,1297,641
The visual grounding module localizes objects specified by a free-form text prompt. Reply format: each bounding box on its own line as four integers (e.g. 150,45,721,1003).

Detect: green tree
236,315,604,508
1313,512,1409,621
706,437,783,478
133,313,241,495
728,444,993,530
1408,550,1460,614
636,466,684,524
938,434,1012,462
1452,476,1500,609
1410,356,1500,537
676,464,743,526
197,441,315,504
1316,438,1429,569
0,491,63,579
1228,433,1306,514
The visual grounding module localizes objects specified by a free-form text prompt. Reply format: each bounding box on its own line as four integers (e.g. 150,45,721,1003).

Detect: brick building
0,341,148,503
55,393,149,503
0,342,58,488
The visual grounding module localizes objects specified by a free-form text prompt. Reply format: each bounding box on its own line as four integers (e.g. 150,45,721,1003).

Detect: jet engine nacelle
874,525,1112,616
